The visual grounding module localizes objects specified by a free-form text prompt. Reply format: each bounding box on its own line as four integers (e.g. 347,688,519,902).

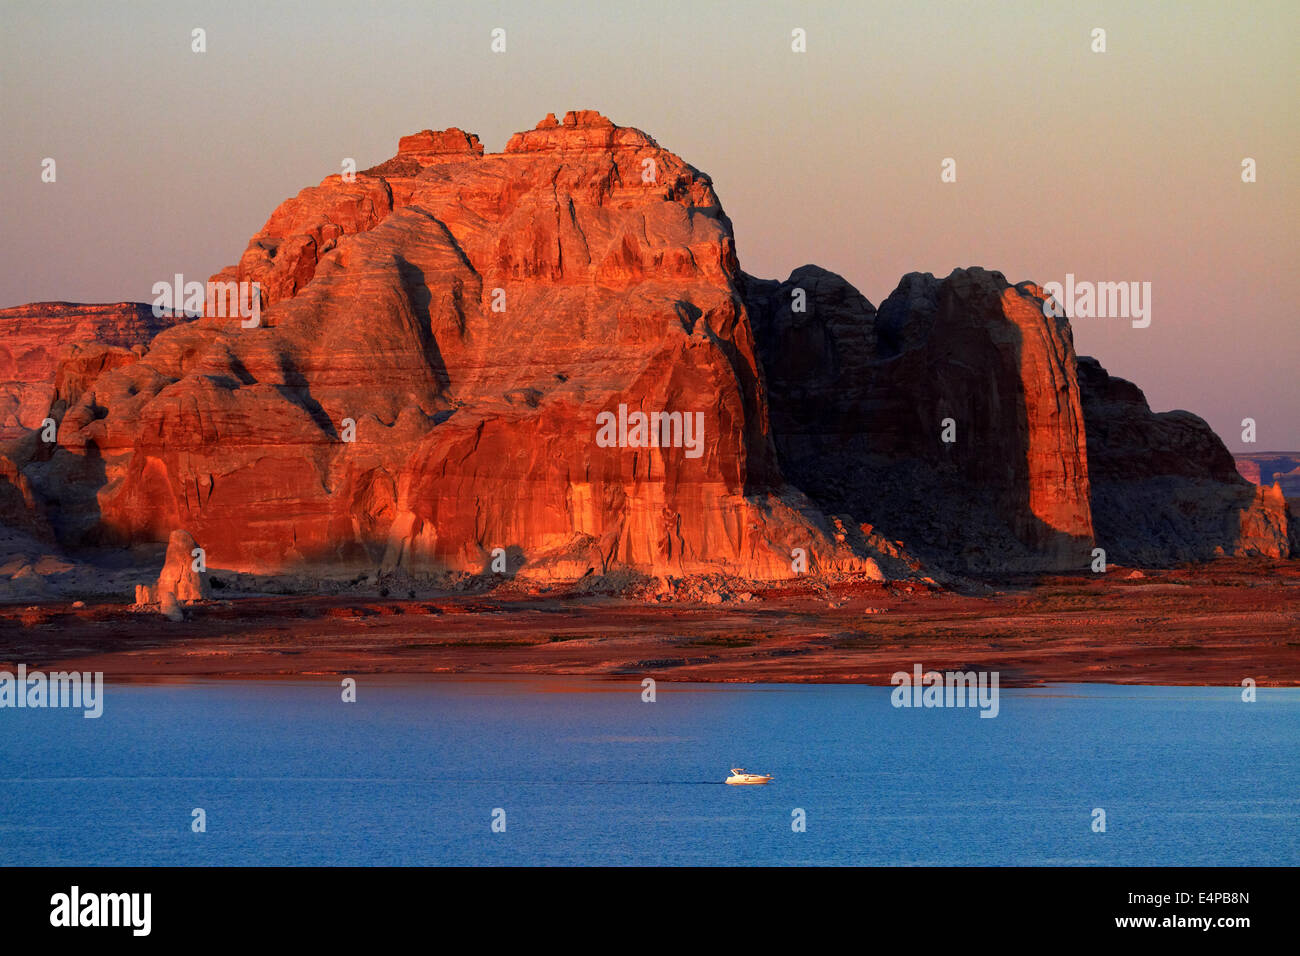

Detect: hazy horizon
2,0,1295,449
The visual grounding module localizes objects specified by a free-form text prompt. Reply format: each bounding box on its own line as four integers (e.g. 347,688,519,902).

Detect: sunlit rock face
30,112,875,581
0,302,175,441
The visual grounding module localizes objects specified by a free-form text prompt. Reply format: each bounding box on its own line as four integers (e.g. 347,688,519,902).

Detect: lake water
1,679,1296,866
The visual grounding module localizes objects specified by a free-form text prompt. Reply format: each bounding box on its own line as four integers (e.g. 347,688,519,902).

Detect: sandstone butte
0,110,1293,595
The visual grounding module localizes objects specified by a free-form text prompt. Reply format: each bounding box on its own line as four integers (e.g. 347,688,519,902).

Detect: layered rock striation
0,302,177,441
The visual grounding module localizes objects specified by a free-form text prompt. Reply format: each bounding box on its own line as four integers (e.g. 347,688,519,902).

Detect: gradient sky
2,0,1295,448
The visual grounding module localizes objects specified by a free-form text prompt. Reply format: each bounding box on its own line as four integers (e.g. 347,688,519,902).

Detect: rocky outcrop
29,112,879,582
0,112,1288,586
1077,356,1290,563
207,127,486,311
0,303,175,441
134,529,209,611
747,266,1094,572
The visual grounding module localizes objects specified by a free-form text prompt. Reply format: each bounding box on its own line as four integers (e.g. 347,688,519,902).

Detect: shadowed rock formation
1077,357,1290,563
747,266,1094,572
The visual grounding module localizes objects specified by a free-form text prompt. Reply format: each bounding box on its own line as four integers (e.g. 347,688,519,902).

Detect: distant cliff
1236,453,1300,497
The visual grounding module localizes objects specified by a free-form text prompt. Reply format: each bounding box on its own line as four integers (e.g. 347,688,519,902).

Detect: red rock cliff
38,112,874,581
0,302,176,441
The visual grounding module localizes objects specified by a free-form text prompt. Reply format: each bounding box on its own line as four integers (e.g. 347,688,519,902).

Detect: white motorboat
725,767,773,785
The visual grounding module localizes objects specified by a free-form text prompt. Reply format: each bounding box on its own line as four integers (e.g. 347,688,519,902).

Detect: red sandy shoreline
2,561,1298,686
